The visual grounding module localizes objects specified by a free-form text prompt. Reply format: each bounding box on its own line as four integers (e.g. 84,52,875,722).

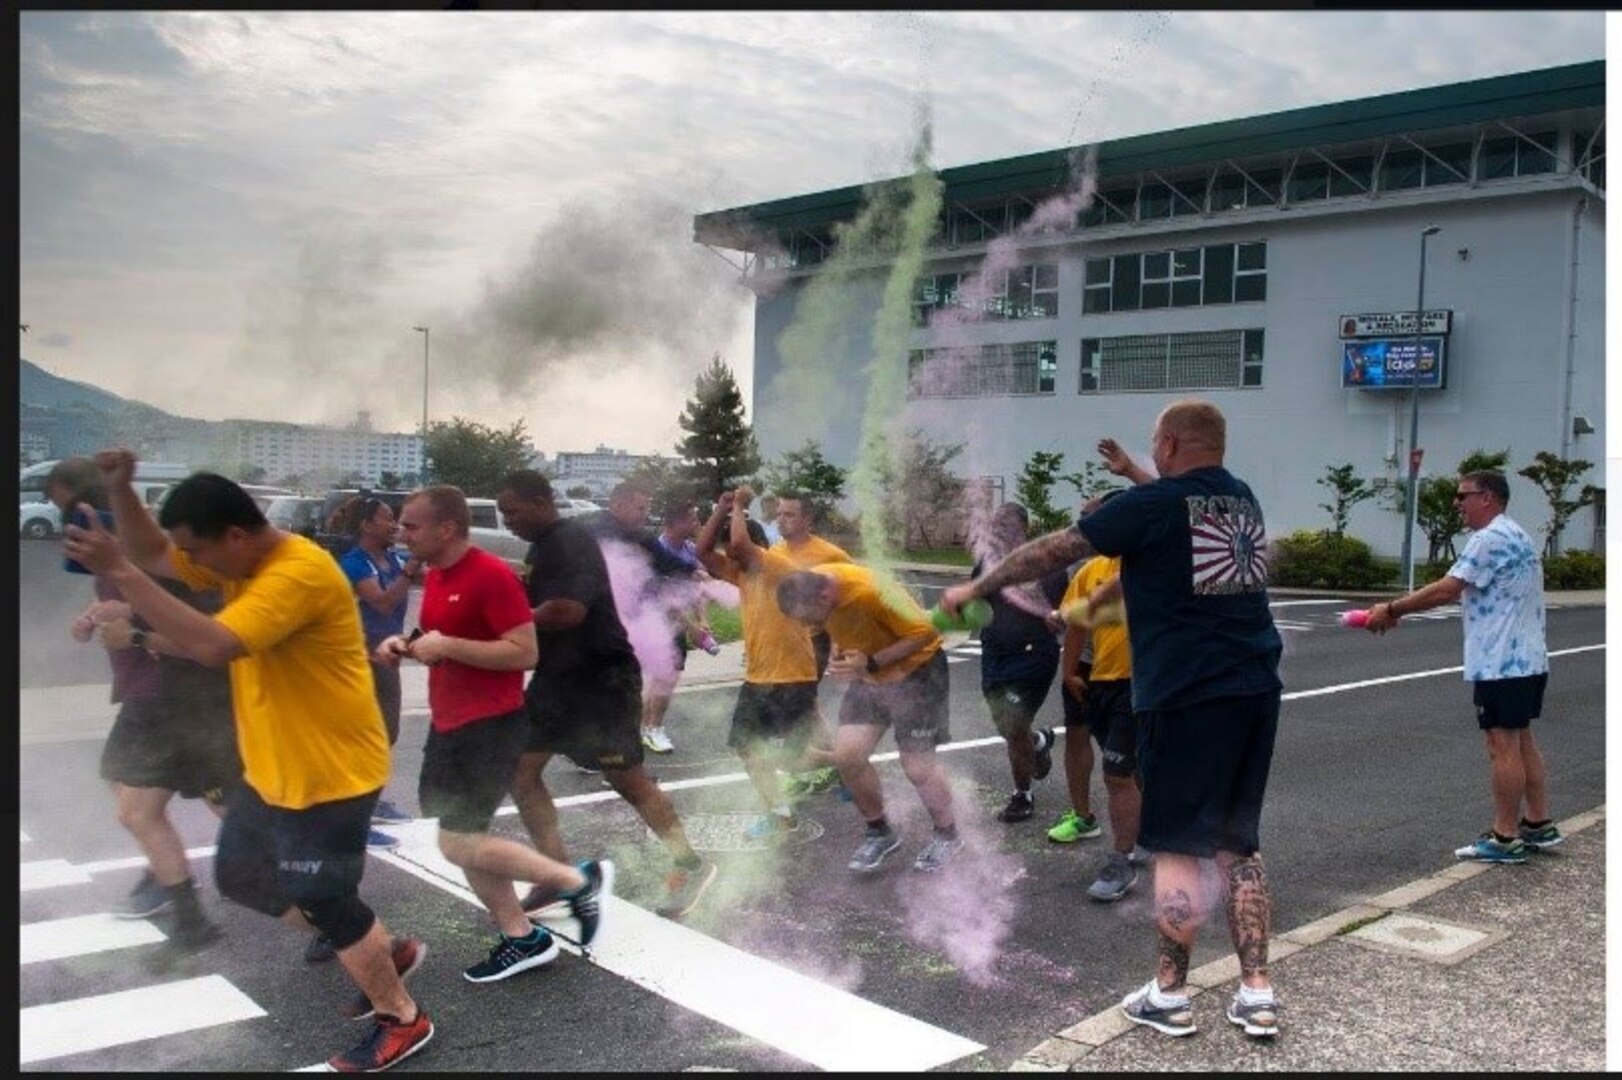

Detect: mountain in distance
19,357,177,419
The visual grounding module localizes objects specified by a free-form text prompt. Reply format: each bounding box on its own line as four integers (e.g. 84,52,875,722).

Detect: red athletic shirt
417,546,533,732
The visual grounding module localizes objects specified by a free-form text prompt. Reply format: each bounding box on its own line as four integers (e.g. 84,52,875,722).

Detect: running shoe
346,937,428,1020
327,1009,434,1072
1087,852,1138,902
568,859,614,948
1032,727,1056,780
463,928,559,983
114,870,172,919
1226,989,1282,1038
1518,819,1565,852
642,728,675,754
997,791,1035,823
744,813,799,841
1046,808,1102,843
656,859,717,919
367,828,401,851
1121,979,1196,1037
912,835,964,873
371,799,413,825
1454,831,1528,864
848,829,902,873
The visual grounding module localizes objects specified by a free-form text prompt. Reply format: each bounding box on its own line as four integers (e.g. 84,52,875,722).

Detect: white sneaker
642,728,675,754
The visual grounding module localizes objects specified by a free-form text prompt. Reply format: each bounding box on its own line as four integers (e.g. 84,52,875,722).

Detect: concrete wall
749,185,1604,556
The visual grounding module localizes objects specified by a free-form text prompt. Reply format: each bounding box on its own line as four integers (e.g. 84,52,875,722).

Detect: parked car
314,488,412,557
263,495,326,538
20,500,61,539
556,497,600,518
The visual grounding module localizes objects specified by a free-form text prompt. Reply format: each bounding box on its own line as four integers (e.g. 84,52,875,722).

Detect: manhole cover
1346,912,1500,964
678,811,827,853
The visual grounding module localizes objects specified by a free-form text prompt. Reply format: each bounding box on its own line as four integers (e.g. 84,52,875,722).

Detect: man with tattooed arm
940,398,1284,1040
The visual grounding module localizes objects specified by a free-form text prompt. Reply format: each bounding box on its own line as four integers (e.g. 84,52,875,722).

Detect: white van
466,498,529,570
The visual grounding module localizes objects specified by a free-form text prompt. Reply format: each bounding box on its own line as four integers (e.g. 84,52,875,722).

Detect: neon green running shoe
1047,808,1102,843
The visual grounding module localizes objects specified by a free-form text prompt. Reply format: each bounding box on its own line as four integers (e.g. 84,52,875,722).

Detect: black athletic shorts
1136,690,1279,858
214,782,377,916
839,650,950,752
1080,679,1137,778
983,677,1053,739
99,695,241,803
1472,672,1548,731
420,708,530,834
729,681,818,755
526,663,646,770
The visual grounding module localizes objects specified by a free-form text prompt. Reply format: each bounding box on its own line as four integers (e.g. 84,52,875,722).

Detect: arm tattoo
975,529,1093,598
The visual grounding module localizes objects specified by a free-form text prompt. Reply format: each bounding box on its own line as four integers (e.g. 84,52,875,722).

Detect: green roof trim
694,60,1603,245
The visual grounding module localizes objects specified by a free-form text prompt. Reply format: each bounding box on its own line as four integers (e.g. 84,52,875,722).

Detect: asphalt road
16,538,1608,1071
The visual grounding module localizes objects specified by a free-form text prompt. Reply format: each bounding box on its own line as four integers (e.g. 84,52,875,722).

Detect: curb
1008,804,1607,1070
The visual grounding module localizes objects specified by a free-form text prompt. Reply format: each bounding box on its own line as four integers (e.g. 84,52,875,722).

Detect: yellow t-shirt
816,562,941,683
172,533,390,809
771,534,852,571
713,547,818,684
1061,556,1131,681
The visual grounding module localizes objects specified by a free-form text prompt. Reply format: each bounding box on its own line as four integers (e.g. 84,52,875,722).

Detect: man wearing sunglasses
1363,470,1557,864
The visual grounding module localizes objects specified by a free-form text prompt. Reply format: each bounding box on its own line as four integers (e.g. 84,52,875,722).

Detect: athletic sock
1236,983,1275,1005
511,925,548,945
1492,829,1518,844
865,816,891,835
1520,817,1551,830
1148,981,1188,1007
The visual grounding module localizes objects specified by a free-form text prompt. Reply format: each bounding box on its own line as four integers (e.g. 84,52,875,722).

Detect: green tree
878,429,966,551
675,355,761,501
762,439,848,511
1013,450,1072,535
1316,463,1380,536
378,471,403,491
565,484,593,499
423,416,534,496
1518,450,1599,556
1061,461,1122,505
1382,448,1511,565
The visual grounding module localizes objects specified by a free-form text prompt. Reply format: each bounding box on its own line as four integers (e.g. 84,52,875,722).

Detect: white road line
1283,643,1602,701
1269,599,1345,606
20,974,265,1064
370,822,985,1071
20,859,93,891
20,913,167,964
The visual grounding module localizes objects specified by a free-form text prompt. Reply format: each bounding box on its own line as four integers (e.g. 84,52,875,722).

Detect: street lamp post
412,325,429,480
1398,225,1441,592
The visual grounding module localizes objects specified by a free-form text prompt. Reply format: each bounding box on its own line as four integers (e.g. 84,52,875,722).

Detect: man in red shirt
381,486,612,984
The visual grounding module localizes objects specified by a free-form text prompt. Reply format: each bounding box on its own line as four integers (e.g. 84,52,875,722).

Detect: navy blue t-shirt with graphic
1075,466,1282,712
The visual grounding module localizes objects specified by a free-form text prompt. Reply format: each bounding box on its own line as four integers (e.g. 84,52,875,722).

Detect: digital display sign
1341,337,1446,390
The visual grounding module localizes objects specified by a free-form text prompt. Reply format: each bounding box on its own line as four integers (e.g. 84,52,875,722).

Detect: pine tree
675,355,761,500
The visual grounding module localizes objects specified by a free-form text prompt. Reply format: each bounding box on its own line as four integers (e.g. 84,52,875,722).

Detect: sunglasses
1453,489,1487,503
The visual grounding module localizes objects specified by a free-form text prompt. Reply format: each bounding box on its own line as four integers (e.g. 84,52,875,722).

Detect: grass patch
705,602,742,644
1335,912,1390,935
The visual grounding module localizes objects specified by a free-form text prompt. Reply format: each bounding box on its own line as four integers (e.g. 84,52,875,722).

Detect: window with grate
1079,329,1265,395
908,340,1059,398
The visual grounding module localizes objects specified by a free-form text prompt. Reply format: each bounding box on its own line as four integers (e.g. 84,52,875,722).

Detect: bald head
1151,398,1227,476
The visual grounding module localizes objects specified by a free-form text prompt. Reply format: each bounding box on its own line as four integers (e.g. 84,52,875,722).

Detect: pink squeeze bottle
1340,609,1371,628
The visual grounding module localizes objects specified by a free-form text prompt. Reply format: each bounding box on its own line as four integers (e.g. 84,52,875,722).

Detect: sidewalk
1012,809,1606,1072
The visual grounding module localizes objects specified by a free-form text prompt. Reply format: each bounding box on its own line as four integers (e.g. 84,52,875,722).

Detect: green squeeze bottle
929,597,994,632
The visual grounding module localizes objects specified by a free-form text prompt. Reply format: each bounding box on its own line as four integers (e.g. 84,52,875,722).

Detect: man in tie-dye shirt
1364,469,1557,865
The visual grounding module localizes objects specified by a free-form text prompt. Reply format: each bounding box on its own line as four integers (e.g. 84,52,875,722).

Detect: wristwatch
865,655,882,675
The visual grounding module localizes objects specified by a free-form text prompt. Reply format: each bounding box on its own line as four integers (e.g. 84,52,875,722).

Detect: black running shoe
997,791,1035,823
1032,728,1055,781
568,859,615,948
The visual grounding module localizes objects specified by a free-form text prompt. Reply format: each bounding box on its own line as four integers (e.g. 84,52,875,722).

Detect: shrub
1543,550,1605,590
1271,529,1392,589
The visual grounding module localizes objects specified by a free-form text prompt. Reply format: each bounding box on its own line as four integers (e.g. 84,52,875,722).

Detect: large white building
227,412,425,487
695,62,1605,557
552,444,683,498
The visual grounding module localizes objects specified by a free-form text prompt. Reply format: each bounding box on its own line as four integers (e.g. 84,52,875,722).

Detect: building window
987,263,1059,319
914,272,962,323
1380,149,1423,191
1425,142,1472,186
1079,329,1265,395
1085,242,1265,313
1210,170,1248,212
1080,188,1133,227
1171,178,1206,217
1083,258,1112,313
1286,161,1328,203
1576,129,1605,189
909,340,1059,398
1245,168,1282,207
1234,242,1267,302
1327,155,1374,197
1139,181,1172,220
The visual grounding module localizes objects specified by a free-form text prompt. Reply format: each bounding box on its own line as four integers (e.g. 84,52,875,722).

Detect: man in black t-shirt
971,503,1067,825
496,471,717,922
940,400,1284,1042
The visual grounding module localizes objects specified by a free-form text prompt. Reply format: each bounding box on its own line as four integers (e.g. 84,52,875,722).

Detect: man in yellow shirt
64,452,433,1073
695,489,831,839
768,492,852,795
775,564,959,873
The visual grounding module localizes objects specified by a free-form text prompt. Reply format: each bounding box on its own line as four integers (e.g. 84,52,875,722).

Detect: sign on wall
1339,310,1452,337
1341,337,1446,390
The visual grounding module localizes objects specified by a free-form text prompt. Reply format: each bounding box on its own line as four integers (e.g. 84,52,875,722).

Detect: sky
17,11,1606,458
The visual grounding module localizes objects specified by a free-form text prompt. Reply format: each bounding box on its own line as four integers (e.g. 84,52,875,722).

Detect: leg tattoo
1155,887,1195,990
1223,854,1271,981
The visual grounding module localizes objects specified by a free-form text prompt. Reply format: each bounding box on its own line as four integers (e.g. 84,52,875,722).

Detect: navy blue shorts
420,707,529,834
1472,673,1548,731
214,782,377,917
1137,690,1280,858
839,650,950,752
1080,679,1137,778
